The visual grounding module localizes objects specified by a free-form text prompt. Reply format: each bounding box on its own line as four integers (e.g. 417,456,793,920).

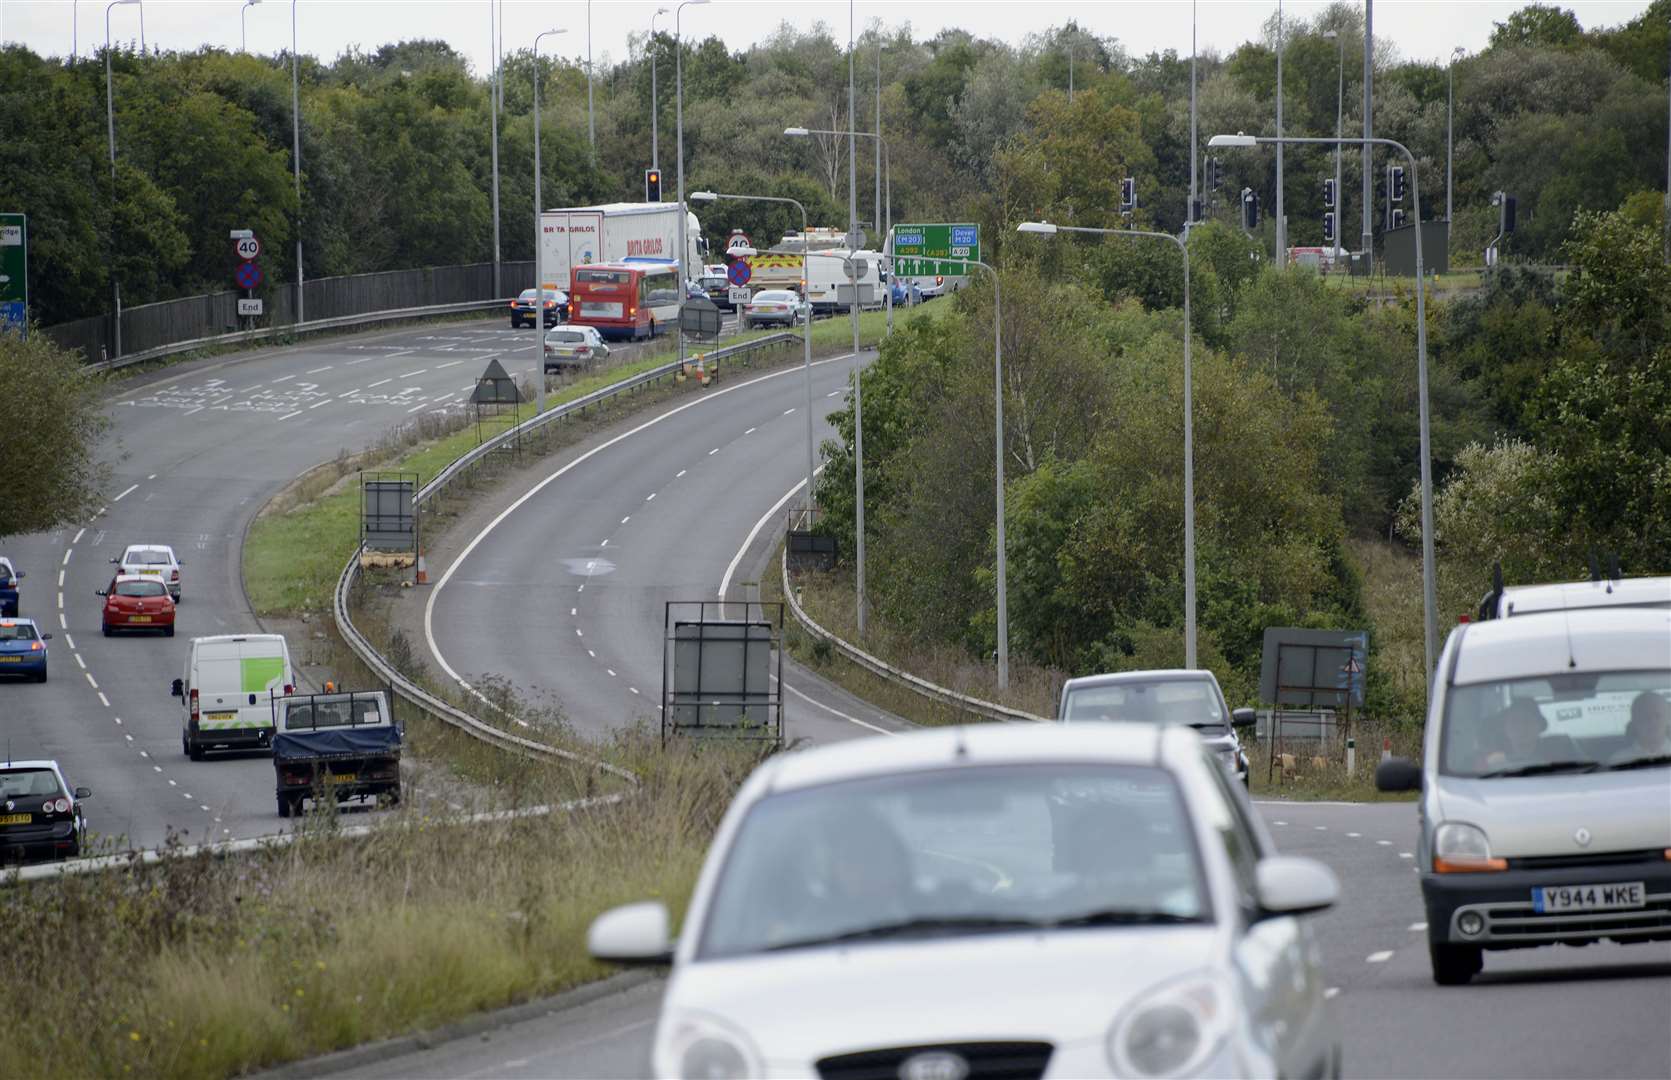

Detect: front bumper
1423,856,1671,949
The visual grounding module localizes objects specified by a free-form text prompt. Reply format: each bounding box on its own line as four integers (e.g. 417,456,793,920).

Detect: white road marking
306,365,333,374
719,470,820,611
1409,922,1428,932
436,359,466,369
826,389,841,397
84,672,97,688
630,687,640,695
600,539,608,547
675,470,686,478
1315,825,1328,831
570,608,577,616
57,570,64,588
182,406,204,417
201,805,210,811
337,388,361,398
1399,852,1414,859
587,649,595,658
58,614,66,629
1274,820,1288,826
621,516,631,525
72,528,85,544
646,492,656,500
1377,840,1392,846
56,593,63,610
575,628,583,637
61,548,74,565
400,369,428,377
607,669,617,678
277,410,304,421
784,408,796,415
1347,832,1362,838
368,377,392,388
97,692,110,707
778,677,893,735
406,403,428,413
422,353,862,693
183,793,193,800
1366,951,1394,964
145,474,157,481
708,447,720,455
271,374,295,383
114,717,121,725
309,400,330,410
1324,987,1341,1000
74,654,86,670
744,427,756,435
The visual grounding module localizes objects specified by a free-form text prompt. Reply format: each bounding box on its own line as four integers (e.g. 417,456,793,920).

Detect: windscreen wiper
766,916,1044,951
1047,909,1204,928
1600,753,1671,772
1477,760,1601,779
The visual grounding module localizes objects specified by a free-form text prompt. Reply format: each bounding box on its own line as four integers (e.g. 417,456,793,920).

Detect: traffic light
1191,197,1203,223
1120,176,1136,213
1242,188,1260,229
1390,208,1407,229
1323,178,1335,210
1322,211,1335,244
645,168,662,202
1388,165,1406,204
1502,194,1517,233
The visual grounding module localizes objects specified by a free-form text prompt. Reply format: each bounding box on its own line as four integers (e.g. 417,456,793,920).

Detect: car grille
1507,849,1667,871
1478,892,1671,941
817,1041,1053,1080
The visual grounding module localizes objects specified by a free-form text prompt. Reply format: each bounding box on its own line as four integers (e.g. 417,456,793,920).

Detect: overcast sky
2,1,1656,74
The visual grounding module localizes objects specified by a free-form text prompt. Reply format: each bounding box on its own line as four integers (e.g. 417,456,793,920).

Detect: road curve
1,318,546,850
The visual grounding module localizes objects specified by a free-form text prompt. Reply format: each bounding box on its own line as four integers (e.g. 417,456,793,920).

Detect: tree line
0,2,1665,328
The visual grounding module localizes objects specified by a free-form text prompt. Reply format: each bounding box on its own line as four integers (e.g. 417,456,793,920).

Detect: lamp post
290,0,303,326
1362,0,1374,274
1189,0,1197,221
1275,0,1286,261
691,192,814,516
488,0,501,298
73,0,79,60
1324,29,1343,258
532,27,568,418
586,0,594,153
674,0,710,374
1212,131,1439,691
785,126,891,331
105,0,141,360
1447,46,1464,233
1016,220,1196,669
650,7,668,173
241,0,260,52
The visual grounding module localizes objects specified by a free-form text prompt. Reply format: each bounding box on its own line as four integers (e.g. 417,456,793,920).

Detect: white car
590,723,1341,1080
112,543,182,601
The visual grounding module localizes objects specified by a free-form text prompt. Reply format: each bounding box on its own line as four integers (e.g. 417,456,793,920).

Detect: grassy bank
0,739,756,1080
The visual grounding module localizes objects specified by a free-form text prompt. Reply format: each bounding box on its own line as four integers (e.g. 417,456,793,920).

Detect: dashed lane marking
399,369,428,377
675,470,686,478
97,692,110,708
63,633,74,649
72,528,85,544
277,410,304,421
646,492,656,500
61,548,73,566
1347,832,1362,838
1366,951,1394,964
1409,922,1428,932
606,669,617,678
1325,987,1341,1000
309,400,330,410
306,365,333,374
436,359,466,369
368,377,392,388
74,654,86,670
84,672,97,689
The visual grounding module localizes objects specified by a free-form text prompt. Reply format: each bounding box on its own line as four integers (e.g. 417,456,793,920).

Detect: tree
0,330,110,538
1489,4,1586,51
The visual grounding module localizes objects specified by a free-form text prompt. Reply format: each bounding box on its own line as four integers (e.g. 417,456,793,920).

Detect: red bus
567,262,680,341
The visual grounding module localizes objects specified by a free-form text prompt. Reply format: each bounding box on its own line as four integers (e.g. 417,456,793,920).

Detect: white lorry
538,202,705,293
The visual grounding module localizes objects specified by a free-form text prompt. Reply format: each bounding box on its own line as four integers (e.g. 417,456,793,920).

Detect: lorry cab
171,633,295,760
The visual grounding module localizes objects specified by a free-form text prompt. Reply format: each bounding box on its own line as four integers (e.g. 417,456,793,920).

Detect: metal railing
333,331,804,762
780,546,1050,725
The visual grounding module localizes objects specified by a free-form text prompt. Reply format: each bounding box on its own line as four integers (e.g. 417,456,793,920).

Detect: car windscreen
1063,680,1227,734
518,289,539,301
1441,671,1671,777
698,763,1209,960
550,331,585,344
114,580,167,597
0,768,62,799
126,550,170,565
0,622,39,641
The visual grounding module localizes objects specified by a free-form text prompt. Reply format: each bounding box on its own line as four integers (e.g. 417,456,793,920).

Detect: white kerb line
718,468,824,616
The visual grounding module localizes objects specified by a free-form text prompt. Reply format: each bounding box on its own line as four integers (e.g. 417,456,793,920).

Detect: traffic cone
415,554,428,585
1381,736,1392,763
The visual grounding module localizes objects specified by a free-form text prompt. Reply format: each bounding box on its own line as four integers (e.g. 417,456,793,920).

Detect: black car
0,761,89,864
509,287,567,329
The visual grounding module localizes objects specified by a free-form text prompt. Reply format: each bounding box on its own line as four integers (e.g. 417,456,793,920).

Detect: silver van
1377,607,1671,984
1059,669,1257,786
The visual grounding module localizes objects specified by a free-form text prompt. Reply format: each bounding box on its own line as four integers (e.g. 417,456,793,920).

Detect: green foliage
0,329,110,538
1490,4,1586,50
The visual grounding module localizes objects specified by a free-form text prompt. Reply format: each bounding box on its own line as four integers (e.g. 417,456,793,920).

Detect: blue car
0,617,50,682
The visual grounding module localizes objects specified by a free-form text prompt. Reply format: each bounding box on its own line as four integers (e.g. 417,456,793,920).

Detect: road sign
727,260,752,287
1,213,27,336
728,286,751,306
235,261,263,290
725,231,752,254
233,235,261,261
237,298,264,317
892,222,980,277
229,228,255,239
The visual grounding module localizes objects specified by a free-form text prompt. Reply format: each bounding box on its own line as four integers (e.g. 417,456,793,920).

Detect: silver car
543,326,610,372
1060,669,1256,786
589,723,1340,1080
740,289,807,329
1378,607,1671,984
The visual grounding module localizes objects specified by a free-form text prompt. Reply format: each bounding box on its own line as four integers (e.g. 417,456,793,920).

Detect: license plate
0,656,20,663
138,569,160,576
0,813,31,825
130,615,152,623
204,711,237,721
1532,881,1645,913
330,774,357,784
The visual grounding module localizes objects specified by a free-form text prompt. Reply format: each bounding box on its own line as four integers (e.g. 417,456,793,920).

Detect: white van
170,634,296,760
805,248,881,313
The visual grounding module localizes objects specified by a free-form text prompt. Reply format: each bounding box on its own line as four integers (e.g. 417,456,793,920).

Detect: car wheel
188,741,205,763
1429,940,1483,985
36,666,47,683
101,623,112,637
277,796,292,818
164,625,175,637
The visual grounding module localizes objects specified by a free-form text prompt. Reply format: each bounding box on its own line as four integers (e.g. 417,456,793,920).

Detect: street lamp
105,0,141,359
1447,47,1465,232
532,27,569,418
1212,131,1440,692
650,7,668,173
290,0,303,325
1016,220,1198,671
586,0,594,152
488,0,502,298
690,191,814,519
784,126,892,332
241,0,260,52
1324,29,1344,258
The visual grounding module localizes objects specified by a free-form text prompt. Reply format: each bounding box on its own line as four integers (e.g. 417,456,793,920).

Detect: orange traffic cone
415,554,428,585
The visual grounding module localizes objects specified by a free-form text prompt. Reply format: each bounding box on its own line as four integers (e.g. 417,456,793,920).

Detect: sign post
231,229,262,330
891,222,980,278
1,213,28,338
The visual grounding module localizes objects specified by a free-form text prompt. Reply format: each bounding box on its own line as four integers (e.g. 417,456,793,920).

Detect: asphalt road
0,316,564,850
338,800,1671,1080
423,347,908,744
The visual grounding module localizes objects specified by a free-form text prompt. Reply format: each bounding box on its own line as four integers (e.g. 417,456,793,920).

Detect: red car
98,575,176,636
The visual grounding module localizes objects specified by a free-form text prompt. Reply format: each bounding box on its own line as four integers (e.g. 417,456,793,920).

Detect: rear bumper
0,656,46,676
1423,858,1671,949
191,726,275,752
1,822,81,861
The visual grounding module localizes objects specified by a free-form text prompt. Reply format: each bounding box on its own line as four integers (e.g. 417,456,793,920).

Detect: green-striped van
172,634,296,760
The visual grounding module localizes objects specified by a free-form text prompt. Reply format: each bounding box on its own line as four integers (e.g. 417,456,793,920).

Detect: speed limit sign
233,236,261,261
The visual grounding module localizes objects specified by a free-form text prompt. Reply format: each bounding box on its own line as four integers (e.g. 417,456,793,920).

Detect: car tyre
101,623,112,637
1429,940,1483,985
36,665,47,683
164,625,175,637
277,796,292,818
187,741,205,763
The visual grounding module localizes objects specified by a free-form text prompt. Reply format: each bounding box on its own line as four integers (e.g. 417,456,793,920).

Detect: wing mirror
41,632,52,640
170,677,183,697
1376,757,1423,792
109,556,119,564
12,570,22,580
587,901,675,966
1231,707,1258,729
74,787,92,800
1255,856,1339,919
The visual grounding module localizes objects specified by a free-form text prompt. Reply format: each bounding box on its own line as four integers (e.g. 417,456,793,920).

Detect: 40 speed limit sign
233,235,262,261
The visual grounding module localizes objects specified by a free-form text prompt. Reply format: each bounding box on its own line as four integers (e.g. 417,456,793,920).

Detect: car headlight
1433,822,1506,872
1107,973,1232,1078
659,1012,763,1080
